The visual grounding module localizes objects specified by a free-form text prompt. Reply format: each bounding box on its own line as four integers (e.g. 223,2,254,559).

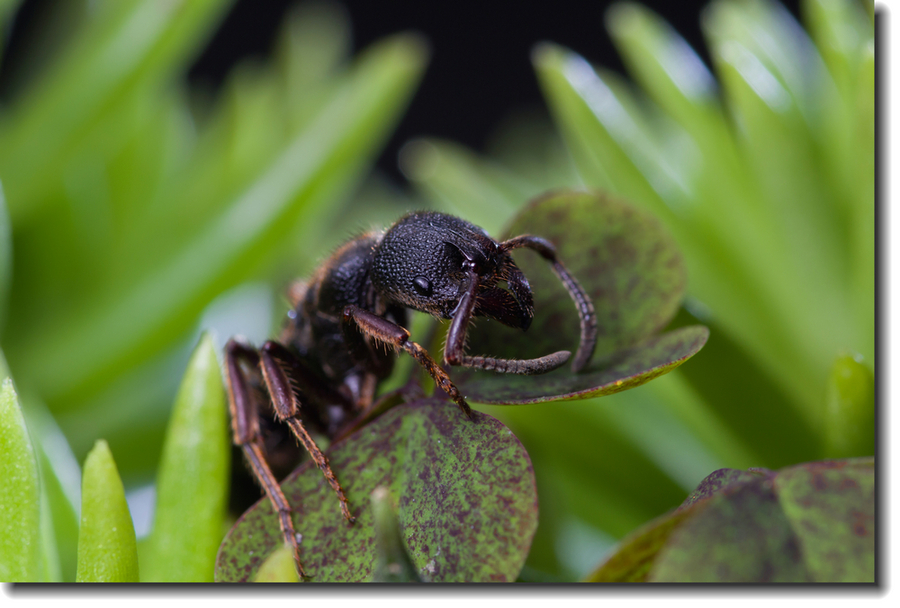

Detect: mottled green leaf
773,458,875,582
456,190,705,403
462,325,708,405
0,378,42,582
583,501,699,583
76,440,139,582
677,466,770,509
141,333,230,582
588,458,875,582
216,399,537,582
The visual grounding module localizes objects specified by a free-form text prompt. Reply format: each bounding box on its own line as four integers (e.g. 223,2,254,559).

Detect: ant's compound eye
413,276,433,296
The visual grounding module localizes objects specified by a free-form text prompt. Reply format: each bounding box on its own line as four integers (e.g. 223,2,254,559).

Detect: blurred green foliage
0,0,426,582
0,0,873,582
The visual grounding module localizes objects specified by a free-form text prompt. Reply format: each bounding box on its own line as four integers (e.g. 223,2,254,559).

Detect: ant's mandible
225,211,597,578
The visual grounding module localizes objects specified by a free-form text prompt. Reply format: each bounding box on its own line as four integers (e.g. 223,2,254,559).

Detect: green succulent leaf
0,378,42,582
141,333,230,582
21,399,82,582
76,440,139,582
824,353,874,459
252,544,301,583
216,399,538,582
456,190,706,403
587,457,875,582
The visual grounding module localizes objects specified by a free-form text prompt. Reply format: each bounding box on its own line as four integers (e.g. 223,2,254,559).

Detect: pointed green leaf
824,353,874,458
533,43,673,220
141,333,229,582
606,2,718,119
702,0,851,381
22,399,82,582
216,399,538,582
0,378,42,582
76,440,139,582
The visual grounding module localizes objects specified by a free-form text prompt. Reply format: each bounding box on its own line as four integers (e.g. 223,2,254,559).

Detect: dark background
3,0,803,181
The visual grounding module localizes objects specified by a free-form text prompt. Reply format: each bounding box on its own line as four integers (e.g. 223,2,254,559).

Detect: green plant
0,0,873,583
215,190,706,581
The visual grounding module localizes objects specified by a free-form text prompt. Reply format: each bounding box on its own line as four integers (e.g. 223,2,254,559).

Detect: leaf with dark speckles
460,325,708,404
215,399,537,582
586,458,875,582
453,189,706,403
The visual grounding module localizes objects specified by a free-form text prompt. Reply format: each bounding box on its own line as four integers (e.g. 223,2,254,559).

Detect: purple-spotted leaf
455,190,706,403
215,399,537,582
461,325,708,404
587,458,875,582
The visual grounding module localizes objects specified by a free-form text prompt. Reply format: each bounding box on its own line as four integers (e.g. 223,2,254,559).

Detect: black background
3,0,804,181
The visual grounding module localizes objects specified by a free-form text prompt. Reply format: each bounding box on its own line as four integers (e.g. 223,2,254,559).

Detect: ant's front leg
499,235,598,372
443,266,572,375
342,305,474,419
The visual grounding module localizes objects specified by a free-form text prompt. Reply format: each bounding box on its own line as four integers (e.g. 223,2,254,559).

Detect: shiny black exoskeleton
225,211,597,578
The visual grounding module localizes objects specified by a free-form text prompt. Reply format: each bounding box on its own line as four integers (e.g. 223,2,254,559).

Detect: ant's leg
225,339,307,580
342,305,474,419
499,235,597,372
444,266,572,375
258,341,354,523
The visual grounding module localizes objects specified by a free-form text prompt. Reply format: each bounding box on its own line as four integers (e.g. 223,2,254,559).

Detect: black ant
225,211,597,578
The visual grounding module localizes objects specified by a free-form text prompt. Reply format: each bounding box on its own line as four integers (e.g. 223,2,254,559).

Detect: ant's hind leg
258,341,354,523
342,305,474,419
225,339,307,580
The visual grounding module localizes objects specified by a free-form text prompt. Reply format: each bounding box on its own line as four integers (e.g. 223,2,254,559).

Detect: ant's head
372,212,534,329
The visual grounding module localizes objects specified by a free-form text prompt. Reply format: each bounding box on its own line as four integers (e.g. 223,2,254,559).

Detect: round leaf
215,398,537,582
455,190,703,403
495,190,686,356
588,458,874,582
460,325,708,405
